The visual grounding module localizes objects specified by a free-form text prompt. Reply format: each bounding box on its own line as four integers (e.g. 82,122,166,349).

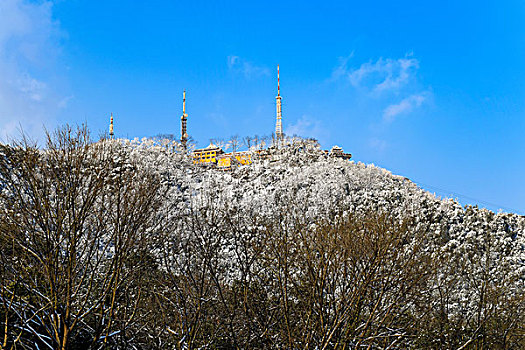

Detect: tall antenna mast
181,90,188,147
109,113,114,139
275,65,283,142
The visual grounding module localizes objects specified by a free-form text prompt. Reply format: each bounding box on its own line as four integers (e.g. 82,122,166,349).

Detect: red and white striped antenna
275,65,283,141
277,65,280,96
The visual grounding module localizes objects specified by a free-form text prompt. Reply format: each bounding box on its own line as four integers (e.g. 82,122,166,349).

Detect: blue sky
1,0,525,214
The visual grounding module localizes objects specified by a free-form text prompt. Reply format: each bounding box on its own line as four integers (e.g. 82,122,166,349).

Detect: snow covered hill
2,131,524,348
125,137,525,274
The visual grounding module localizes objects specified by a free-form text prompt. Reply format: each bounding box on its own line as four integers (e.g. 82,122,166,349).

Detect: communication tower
275,65,283,141
109,113,114,138
181,90,188,147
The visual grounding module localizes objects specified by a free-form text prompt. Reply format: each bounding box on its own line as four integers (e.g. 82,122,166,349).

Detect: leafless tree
228,135,240,154
242,136,253,150
0,125,163,349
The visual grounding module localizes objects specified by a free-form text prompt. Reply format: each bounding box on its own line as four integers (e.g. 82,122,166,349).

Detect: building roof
194,142,223,153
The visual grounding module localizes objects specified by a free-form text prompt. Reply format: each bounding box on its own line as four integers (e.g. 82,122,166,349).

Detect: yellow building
193,143,224,165
217,151,252,168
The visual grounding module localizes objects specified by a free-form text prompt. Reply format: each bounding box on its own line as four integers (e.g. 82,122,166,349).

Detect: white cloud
331,53,431,125
375,58,419,92
368,137,387,152
330,52,354,81
0,0,64,142
227,55,270,78
58,95,74,109
17,73,47,101
382,92,429,122
351,57,418,92
287,115,328,143
333,54,419,93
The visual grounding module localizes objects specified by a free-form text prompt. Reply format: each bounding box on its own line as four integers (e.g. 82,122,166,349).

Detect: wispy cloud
0,0,65,142
16,73,47,102
330,51,354,81
331,52,432,128
287,115,329,143
227,55,270,78
58,95,74,109
333,54,419,93
368,137,387,152
383,92,430,122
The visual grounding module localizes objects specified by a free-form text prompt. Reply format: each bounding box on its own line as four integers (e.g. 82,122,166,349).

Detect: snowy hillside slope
126,136,525,316
124,137,525,265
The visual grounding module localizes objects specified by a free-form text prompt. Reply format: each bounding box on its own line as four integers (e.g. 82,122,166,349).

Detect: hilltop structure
275,65,283,141
109,113,114,139
192,142,224,164
186,65,351,168
324,145,352,160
